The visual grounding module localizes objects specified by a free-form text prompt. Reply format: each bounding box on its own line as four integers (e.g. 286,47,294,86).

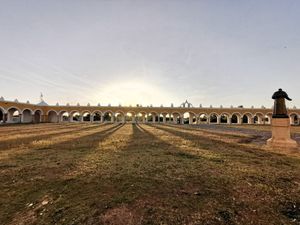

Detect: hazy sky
0,0,299,108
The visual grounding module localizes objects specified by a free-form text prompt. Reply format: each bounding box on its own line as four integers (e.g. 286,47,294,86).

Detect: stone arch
254,112,264,124
103,110,114,123
0,106,6,114
58,110,70,122
0,109,3,123
230,112,242,124
147,111,158,123
48,110,59,123
290,113,299,125
171,111,181,124
92,110,102,122
183,111,197,124
220,112,230,124
242,112,253,124
126,111,136,123
115,111,125,123
264,113,272,125
70,110,81,122
137,111,147,123
7,107,21,123
0,106,5,123
22,108,34,123
209,112,219,124
198,113,208,123
33,109,42,123
81,111,92,122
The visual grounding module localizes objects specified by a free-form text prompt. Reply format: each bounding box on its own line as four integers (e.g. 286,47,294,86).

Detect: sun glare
92,81,174,106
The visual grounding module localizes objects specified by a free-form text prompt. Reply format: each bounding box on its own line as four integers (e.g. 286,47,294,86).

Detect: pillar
180,116,184,124
163,115,166,123
90,115,94,122
237,116,242,125
111,115,115,123
189,115,193,124
257,116,262,124
21,114,25,123
217,116,221,124
142,115,146,123
228,117,231,124
195,116,199,125
41,115,46,123
173,115,177,124
152,115,156,123
248,117,253,125
3,113,7,123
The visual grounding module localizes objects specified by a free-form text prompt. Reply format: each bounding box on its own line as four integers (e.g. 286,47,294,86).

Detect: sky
0,0,300,108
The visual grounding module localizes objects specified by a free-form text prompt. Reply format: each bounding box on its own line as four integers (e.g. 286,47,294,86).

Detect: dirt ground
0,123,300,225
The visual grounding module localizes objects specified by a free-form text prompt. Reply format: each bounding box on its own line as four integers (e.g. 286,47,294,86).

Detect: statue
272,88,292,118
267,88,298,149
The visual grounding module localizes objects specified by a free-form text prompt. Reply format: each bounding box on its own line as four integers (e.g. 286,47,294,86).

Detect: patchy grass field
0,123,300,225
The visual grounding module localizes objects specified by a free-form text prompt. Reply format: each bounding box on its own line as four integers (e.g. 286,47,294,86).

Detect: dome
37,100,48,106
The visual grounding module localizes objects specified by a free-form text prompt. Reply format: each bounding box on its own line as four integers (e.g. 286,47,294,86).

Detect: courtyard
0,123,300,224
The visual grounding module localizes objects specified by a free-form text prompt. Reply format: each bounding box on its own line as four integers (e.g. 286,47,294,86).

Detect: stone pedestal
267,118,298,148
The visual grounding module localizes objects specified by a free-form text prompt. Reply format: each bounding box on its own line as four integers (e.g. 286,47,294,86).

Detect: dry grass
0,123,300,225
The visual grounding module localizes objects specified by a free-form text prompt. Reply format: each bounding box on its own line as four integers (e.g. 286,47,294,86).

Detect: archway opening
59,111,70,122
199,114,208,123
209,114,218,123
8,108,21,123
93,112,101,122
254,114,263,124
183,112,196,124
82,112,91,122
0,109,3,123
265,114,271,125
126,112,136,123
290,114,299,125
115,112,124,123
147,113,153,122
242,115,250,124
253,116,258,124
48,111,58,123
136,113,145,123
231,114,238,124
34,110,42,123
71,112,81,122
220,114,229,124
103,112,113,122
22,109,33,123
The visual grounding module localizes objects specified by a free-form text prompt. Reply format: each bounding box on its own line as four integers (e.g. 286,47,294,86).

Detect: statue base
267,118,298,148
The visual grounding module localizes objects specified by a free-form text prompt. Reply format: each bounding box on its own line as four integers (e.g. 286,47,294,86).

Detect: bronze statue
272,88,292,118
